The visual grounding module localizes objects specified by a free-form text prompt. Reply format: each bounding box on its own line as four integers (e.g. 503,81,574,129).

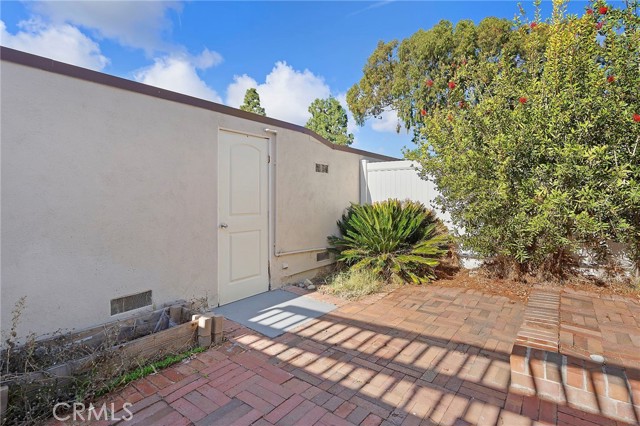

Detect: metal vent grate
316,251,330,262
110,291,152,315
315,163,329,173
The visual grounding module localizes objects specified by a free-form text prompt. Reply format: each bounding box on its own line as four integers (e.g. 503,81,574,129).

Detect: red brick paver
510,287,640,425
71,285,638,426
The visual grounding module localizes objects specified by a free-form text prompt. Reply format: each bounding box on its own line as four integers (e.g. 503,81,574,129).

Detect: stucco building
0,47,394,340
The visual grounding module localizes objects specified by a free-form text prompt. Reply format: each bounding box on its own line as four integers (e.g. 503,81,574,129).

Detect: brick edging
514,288,561,351
509,288,639,424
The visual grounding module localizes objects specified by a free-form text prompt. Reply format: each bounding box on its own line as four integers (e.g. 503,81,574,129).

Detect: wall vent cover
315,163,329,173
316,251,331,262
111,290,152,315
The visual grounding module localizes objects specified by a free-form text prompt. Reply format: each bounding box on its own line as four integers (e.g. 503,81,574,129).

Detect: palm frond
328,199,450,284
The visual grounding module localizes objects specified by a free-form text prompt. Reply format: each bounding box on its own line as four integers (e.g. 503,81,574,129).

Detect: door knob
219,223,228,229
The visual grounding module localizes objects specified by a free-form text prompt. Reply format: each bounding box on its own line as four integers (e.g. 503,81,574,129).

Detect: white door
218,130,269,305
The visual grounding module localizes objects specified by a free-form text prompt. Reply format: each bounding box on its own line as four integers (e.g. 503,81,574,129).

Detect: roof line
0,47,397,161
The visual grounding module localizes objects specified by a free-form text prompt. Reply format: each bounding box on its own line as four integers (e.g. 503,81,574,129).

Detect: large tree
348,0,640,276
240,88,266,116
306,97,355,146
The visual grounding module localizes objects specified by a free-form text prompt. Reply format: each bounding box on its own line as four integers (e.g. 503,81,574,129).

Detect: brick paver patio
511,288,640,425
58,285,638,425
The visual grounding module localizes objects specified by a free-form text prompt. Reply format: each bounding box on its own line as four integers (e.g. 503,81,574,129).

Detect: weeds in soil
321,268,392,300
97,346,206,398
0,298,205,426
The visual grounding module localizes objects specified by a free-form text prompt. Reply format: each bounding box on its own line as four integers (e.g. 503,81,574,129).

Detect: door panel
218,131,269,305
230,231,261,281
230,144,261,215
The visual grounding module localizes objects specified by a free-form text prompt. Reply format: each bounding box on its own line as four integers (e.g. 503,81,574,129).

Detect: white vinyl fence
360,159,636,275
360,160,483,268
360,160,452,225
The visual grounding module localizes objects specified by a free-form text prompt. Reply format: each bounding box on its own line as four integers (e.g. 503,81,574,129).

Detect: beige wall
1,61,219,340
270,133,363,284
1,59,378,340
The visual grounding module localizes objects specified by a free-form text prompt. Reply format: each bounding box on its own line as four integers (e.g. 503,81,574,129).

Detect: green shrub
347,1,640,277
328,200,449,283
322,268,386,299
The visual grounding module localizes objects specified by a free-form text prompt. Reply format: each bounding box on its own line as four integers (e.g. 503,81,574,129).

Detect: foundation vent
315,163,329,173
111,291,152,315
316,251,330,262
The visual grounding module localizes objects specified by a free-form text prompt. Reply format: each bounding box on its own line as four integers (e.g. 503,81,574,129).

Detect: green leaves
328,200,449,284
355,0,640,274
305,97,354,146
239,88,266,116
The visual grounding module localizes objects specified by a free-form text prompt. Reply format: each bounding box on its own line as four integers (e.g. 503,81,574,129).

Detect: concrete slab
212,290,336,338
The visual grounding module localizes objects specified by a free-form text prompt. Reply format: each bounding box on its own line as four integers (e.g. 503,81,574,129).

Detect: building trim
0,47,397,162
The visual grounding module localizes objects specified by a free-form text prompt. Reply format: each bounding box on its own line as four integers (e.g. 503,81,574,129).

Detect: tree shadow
221,294,639,426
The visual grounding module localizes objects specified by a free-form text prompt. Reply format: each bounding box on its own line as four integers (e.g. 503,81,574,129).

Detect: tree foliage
306,97,355,146
240,88,266,116
348,0,640,276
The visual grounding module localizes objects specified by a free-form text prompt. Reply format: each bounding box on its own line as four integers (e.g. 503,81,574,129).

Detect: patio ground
71,284,638,425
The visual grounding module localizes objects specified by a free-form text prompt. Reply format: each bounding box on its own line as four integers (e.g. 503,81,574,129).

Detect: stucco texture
1,59,378,340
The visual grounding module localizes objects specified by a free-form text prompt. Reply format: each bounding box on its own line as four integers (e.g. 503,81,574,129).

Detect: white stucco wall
1,57,385,340
1,61,220,340
270,133,364,284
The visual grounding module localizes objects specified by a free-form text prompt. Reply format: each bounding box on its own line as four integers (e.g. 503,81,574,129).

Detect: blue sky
1,1,593,157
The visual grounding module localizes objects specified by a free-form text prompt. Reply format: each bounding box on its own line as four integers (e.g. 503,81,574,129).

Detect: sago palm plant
328,199,449,284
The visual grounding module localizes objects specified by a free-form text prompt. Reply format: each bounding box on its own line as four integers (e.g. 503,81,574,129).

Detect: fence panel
360,160,451,224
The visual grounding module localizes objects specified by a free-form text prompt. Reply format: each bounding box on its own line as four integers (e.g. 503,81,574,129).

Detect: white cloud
192,48,222,70
30,1,182,53
226,61,331,125
226,74,259,109
134,49,222,102
0,19,108,71
371,107,401,133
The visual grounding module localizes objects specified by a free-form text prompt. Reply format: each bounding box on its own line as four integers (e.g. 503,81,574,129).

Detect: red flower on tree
447,114,453,122
426,79,434,87
458,101,466,109
420,109,427,116
598,6,608,14
634,113,640,123
596,21,604,30
448,81,456,90
530,22,538,29
587,8,594,15
519,97,528,105
607,75,615,83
